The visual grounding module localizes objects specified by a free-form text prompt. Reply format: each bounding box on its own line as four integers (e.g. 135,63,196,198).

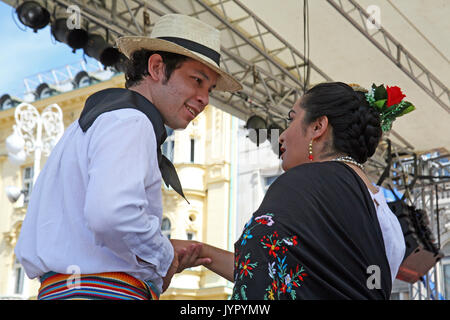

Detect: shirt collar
79,88,167,146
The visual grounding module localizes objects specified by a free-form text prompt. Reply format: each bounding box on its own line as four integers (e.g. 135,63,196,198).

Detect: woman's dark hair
301,82,382,163
124,49,188,88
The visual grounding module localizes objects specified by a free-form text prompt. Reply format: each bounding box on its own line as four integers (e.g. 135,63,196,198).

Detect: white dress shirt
15,109,174,293
369,189,406,283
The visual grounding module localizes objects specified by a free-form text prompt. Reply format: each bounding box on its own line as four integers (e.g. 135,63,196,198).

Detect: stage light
51,18,88,53
100,47,122,67
112,53,129,73
84,34,106,61
0,94,21,110
246,115,267,130
72,71,92,88
84,34,121,67
16,1,50,32
245,115,267,146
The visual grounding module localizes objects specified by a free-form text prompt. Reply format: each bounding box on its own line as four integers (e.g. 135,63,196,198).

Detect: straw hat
116,14,242,92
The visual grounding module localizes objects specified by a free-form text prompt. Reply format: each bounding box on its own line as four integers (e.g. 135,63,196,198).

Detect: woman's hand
161,240,212,293
171,239,212,273
172,240,235,282
163,239,234,290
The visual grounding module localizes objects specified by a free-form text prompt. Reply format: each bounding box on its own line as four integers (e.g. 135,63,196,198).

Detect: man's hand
161,240,212,293
161,249,179,293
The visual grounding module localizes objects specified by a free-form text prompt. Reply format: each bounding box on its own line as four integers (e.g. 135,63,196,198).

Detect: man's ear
147,54,166,82
311,115,329,140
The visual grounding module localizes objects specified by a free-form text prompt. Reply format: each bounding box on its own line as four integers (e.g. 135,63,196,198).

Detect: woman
175,82,407,299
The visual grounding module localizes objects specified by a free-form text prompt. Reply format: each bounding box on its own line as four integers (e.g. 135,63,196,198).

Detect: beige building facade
0,73,238,299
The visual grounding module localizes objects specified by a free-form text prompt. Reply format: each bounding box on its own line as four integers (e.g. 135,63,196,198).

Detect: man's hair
124,49,188,88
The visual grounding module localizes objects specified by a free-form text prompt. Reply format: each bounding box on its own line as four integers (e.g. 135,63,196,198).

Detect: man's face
151,58,219,130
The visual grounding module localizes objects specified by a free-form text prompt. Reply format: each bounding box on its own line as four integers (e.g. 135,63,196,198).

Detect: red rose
386,86,406,107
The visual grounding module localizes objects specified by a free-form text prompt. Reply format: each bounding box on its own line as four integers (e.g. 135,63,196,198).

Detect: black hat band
157,36,221,67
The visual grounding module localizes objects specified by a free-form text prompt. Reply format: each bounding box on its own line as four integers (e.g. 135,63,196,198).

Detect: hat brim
116,36,242,92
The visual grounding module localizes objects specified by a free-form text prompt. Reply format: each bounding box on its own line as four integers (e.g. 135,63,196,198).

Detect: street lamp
5,102,64,203
5,186,26,203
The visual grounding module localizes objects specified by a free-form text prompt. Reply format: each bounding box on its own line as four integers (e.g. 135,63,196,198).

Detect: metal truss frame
410,267,442,300
326,0,449,114
5,0,446,178
381,148,449,300
3,0,450,300
5,0,333,125
409,176,449,300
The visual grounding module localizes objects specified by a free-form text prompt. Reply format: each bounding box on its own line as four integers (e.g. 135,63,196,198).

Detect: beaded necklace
332,156,365,170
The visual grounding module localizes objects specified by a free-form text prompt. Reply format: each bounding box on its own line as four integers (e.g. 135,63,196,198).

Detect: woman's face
279,98,313,171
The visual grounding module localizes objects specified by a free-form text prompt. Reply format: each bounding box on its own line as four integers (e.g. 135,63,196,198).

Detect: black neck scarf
78,88,189,204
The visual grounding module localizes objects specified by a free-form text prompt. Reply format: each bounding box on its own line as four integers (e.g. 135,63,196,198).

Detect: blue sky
0,1,97,98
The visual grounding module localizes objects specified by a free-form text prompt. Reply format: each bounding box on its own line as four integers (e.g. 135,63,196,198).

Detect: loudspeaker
388,199,443,283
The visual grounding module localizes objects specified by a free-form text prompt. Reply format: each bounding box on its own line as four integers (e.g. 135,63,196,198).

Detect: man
15,14,242,300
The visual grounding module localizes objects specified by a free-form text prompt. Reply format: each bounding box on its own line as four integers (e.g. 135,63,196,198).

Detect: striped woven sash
38,272,159,300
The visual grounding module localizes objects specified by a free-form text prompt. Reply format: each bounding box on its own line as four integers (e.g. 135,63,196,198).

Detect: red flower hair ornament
349,83,416,132
386,86,406,107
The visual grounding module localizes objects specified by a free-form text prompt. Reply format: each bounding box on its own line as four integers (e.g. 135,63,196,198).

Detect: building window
22,166,34,204
13,257,24,295
190,138,195,163
162,127,175,162
161,217,172,239
187,231,196,241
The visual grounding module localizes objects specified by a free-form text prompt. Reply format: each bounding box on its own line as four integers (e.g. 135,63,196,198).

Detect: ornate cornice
2,221,22,248
205,162,230,185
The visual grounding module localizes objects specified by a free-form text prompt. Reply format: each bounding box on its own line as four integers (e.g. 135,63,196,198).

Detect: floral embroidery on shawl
232,213,307,300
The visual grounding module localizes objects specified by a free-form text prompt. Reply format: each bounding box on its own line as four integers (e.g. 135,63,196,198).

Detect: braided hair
301,82,382,163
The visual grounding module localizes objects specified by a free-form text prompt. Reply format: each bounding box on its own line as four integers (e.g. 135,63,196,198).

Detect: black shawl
232,161,391,300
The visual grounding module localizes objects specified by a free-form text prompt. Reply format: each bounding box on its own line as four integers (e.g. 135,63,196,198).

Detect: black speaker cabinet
388,200,443,283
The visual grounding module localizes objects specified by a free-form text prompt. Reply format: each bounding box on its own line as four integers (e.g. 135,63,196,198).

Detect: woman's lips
280,146,286,159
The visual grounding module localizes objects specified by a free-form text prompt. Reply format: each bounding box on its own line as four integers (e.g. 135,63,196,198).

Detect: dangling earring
308,140,314,161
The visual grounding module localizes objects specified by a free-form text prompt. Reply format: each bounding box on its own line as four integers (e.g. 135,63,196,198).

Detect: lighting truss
4,0,332,124
3,0,447,188
4,0,415,147
3,1,450,299
326,0,449,114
